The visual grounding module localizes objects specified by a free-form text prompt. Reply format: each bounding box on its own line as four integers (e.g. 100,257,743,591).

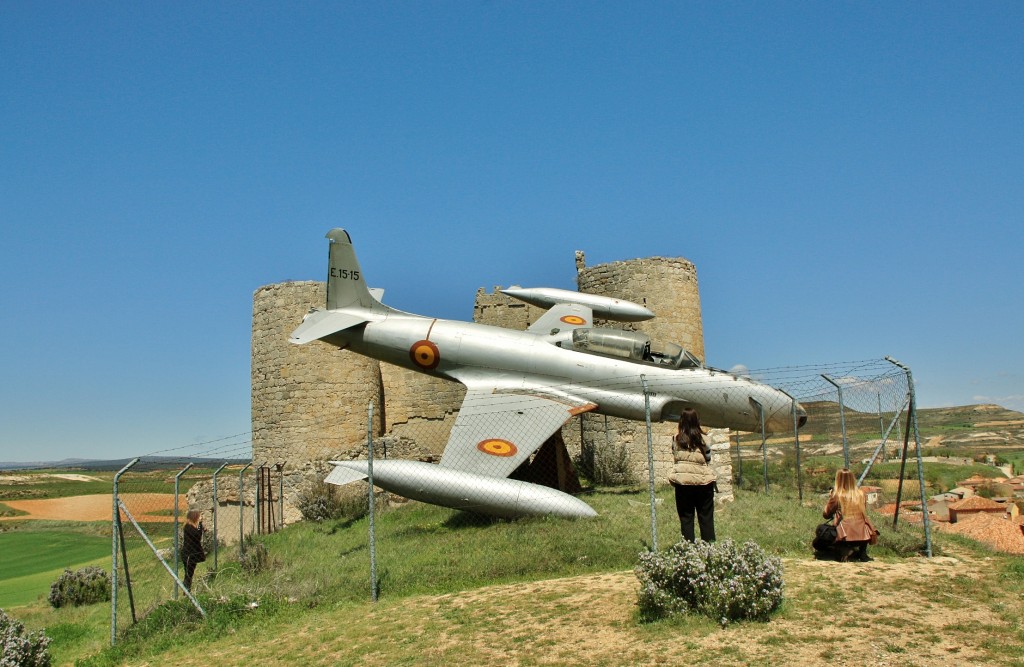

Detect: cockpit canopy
569,328,702,369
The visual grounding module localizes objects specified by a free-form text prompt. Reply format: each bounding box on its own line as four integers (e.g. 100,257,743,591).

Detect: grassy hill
4,486,1022,666
2,404,1022,665
799,402,1024,451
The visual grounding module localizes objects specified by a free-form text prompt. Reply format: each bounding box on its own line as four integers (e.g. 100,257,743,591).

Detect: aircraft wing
525,303,593,335
439,384,596,478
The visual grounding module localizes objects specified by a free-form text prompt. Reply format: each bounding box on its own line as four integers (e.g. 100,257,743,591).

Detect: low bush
574,440,636,487
239,536,270,574
635,539,784,625
295,480,369,522
48,566,111,609
0,607,51,667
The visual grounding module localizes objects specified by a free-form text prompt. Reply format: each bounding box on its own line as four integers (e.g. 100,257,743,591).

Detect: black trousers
674,483,716,542
183,558,198,591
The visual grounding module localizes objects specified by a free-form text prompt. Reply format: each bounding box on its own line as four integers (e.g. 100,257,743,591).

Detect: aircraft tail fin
325,228,376,310
290,229,390,345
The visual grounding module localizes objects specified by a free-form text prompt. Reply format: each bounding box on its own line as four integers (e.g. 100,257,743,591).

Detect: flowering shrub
0,608,51,667
47,566,111,609
635,539,784,624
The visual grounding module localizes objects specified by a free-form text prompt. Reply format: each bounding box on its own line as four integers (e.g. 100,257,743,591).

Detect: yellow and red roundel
560,315,587,326
477,439,518,457
409,340,441,370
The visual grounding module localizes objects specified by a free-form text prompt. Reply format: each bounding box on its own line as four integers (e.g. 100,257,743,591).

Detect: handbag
812,521,838,551
812,509,841,551
867,520,880,545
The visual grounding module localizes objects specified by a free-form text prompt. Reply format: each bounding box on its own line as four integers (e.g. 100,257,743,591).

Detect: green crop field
0,530,112,608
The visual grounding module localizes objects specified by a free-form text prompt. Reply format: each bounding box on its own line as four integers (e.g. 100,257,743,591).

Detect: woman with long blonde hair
822,469,877,562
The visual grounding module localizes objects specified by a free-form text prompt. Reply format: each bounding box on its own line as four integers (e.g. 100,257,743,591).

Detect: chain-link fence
109,430,264,642
110,356,929,642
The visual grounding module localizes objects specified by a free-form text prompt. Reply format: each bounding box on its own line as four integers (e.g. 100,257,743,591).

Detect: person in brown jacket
823,468,878,562
667,408,716,542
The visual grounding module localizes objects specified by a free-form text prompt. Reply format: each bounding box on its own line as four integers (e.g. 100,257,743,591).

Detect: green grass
0,531,112,580
2,459,1018,666
0,529,113,608
0,501,27,517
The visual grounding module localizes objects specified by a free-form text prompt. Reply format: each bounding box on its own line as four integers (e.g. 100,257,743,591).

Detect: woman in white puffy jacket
667,408,716,542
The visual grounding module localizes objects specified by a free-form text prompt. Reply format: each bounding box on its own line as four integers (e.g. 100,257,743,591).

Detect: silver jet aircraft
291,229,805,519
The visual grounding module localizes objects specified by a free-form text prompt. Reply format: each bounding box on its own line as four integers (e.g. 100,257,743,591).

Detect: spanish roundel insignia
477,439,518,457
409,340,441,370
560,315,587,326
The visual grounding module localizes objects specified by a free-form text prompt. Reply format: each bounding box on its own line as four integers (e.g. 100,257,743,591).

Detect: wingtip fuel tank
501,287,655,322
330,460,598,519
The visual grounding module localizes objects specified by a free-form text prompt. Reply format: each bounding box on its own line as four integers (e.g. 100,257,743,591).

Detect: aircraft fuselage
323,310,799,434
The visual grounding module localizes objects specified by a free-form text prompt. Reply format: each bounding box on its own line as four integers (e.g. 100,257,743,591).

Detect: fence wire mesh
110,433,256,640
112,357,929,640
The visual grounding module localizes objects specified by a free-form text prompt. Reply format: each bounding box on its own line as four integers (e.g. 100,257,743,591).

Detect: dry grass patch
116,548,1023,667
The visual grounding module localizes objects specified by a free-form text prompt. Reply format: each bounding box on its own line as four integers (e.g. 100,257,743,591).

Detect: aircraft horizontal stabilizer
325,462,368,486
290,309,373,345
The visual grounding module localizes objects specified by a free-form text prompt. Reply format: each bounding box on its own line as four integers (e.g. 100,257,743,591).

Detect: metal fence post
367,400,378,602
886,356,933,557
239,461,252,559
640,375,658,552
173,462,194,600
735,432,743,487
876,393,887,462
118,500,206,618
791,397,803,502
751,398,768,493
822,375,849,469
254,461,266,535
858,394,910,487
277,461,286,529
111,457,139,647
211,462,228,572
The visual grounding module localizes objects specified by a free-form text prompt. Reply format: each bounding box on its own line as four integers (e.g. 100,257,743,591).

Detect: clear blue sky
2,2,1021,462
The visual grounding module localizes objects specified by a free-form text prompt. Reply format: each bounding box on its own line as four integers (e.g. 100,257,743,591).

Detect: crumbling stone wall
252,281,382,462
251,281,385,525
379,364,464,457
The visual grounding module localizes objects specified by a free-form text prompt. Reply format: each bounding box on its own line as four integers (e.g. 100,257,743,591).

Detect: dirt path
160,546,1020,667
0,493,175,522
422,553,987,666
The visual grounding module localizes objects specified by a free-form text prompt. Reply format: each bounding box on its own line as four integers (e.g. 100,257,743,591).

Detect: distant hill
0,456,250,472
799,402,1024,452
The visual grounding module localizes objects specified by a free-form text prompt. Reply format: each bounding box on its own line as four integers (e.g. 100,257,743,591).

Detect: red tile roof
949,495,1004,511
